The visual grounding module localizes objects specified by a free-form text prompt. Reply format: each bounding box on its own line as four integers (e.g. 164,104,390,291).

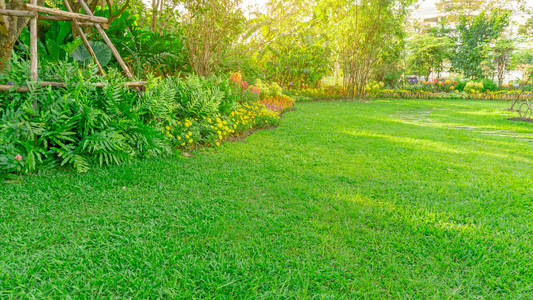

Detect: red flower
249,86,260,95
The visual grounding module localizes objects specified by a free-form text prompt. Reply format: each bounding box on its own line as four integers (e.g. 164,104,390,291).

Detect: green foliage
0,60,169,178
365,80,385,97
407,34,453,79
18,21,81,63
481,78,498,91
317,0,414,97
182,0,245,76
288,86,344,100
455,80,467,92
105,10,188,78
452,10,510,79
263,35,331,88
255,79,283,99
72,41,112,67
463,81,484,93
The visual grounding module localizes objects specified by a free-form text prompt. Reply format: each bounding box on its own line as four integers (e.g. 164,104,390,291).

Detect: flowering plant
261,95,295,112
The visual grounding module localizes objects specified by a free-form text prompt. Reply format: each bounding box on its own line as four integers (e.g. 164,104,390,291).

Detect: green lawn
1,99,532,298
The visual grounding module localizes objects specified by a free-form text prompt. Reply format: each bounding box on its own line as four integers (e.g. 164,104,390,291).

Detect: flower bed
377,89,533,101
260,95,296,112
288,86,345,101
165,102,280,149
0,67,293,179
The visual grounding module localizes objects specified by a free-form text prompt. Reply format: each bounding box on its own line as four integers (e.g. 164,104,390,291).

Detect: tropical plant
72,41,113,66
0,59,169,177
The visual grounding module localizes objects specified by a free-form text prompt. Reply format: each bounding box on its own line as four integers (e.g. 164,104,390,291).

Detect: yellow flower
165,126,170,130
187,131,192,136
181,142,185,146
188,139,193,144
177,136,181,140
216,141,220,146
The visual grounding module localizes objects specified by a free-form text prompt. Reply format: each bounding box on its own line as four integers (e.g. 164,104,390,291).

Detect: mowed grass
1,99,532,298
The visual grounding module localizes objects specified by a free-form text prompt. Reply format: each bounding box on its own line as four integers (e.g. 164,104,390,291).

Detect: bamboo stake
0,81,147,92
78,0,133,78
0,9,36,17
29,0,38,82
63,0,105,76
38,14,72,21
24,4,108,23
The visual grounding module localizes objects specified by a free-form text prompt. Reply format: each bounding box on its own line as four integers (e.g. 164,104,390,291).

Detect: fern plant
0,58,169,178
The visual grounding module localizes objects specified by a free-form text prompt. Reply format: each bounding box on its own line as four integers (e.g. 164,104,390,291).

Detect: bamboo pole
0,81,146,92
38,14,71,21
63,0,105,76
24,4,108,23
29,0,38,82
78,0,133,79
0,9,36,17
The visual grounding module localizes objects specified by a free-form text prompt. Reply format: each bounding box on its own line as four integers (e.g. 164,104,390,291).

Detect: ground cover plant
0,99,531,298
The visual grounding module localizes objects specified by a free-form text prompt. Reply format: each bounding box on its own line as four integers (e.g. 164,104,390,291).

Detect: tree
317,0,413,98
246,0,331,88
407,34,452,80
149,0,180,33
0,0,43,71
510,48,533,79
451,10,509,79
437,0,525,22
518,16,533,37
181,0,244,76
492,38,514,86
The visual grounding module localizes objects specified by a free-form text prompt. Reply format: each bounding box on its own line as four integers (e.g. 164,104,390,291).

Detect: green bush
255,79,283,98
0,62,169,178
455,81,466,92
482,78,498,91
464,81,484,94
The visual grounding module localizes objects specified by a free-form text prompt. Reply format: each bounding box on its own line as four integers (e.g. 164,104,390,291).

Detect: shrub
464,81,484,94
482,78,498,92
455,81,467,92
255,79,283,98
0,63,169,178
366,80,385,97
289,86,344,100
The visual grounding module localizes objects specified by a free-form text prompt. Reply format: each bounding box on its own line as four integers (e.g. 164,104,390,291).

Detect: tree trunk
0,36,16,71
151,0,158,32
0,0,44,72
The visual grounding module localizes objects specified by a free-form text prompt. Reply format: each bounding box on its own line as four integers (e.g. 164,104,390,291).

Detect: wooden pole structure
29,0,38,81
63,0,105,76
78,0,133,79
0,2,142,92
0,81,146,92
24,4,108,23
0,9,36,17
